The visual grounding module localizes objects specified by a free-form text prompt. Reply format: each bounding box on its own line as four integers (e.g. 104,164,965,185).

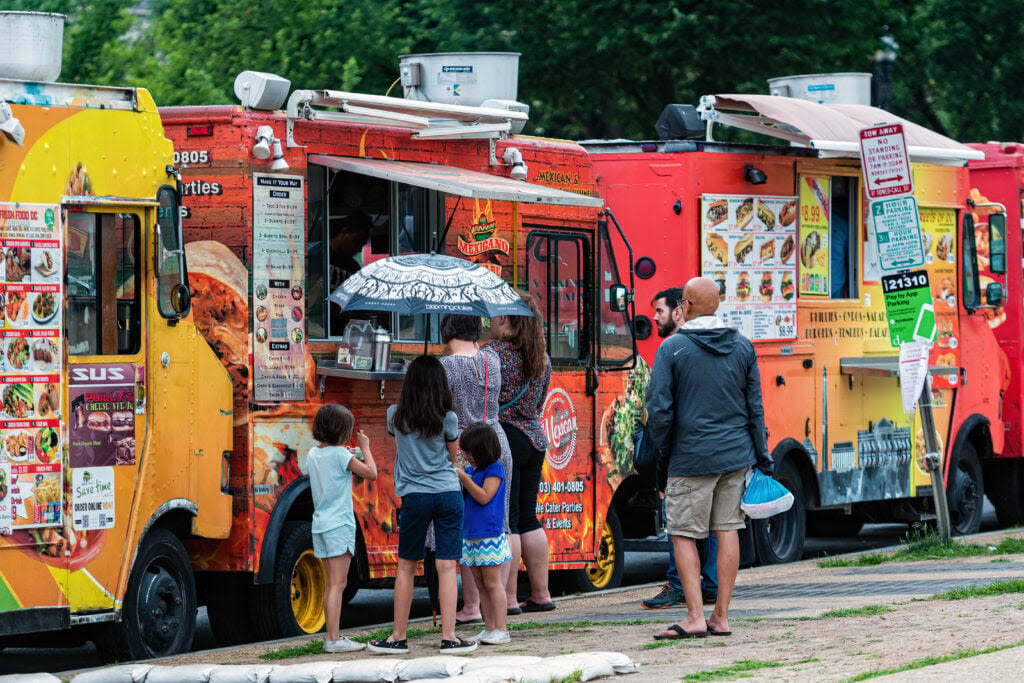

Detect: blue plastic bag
741,469,794,519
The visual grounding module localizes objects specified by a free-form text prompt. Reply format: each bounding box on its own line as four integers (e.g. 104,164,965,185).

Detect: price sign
869,196,925,272
882,270,935,347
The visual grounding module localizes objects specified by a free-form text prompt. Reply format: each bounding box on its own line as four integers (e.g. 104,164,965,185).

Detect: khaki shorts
665,468,749,539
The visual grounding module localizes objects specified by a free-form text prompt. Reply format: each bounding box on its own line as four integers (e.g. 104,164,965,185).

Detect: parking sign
860,124,914,199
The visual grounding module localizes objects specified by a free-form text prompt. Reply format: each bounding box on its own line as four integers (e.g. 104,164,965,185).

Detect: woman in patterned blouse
486,291,556,612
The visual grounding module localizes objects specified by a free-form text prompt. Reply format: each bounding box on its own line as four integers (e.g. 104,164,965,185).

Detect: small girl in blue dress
456,422,512,645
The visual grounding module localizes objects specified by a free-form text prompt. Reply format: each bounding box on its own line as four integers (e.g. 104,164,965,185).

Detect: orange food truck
157,54,644,647
582,92,1008,564
0,12,231,659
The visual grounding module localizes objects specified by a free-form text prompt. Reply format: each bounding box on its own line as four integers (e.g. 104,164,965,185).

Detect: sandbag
71,665,153,683
512,653,615,683
576,651,639,675
0,675,63,683
395,656,465,680
268,662,337,683
207,665,276,683
147,664,217,683
458,656,542,674
331,659,401,683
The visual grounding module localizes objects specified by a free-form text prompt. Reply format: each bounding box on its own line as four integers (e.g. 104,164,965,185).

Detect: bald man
645,276,773,641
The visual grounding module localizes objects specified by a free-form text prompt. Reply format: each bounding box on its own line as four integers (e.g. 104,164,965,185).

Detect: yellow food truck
0,12,232,659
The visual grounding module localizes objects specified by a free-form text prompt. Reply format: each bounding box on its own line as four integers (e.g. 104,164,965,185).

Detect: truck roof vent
235,71,291,110
0,12,65,82
656,105,704,140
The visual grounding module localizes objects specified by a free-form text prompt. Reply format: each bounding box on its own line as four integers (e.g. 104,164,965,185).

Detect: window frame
524,228,591,366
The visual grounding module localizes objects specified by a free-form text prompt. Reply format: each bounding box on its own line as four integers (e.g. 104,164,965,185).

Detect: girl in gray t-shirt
370,355,477,655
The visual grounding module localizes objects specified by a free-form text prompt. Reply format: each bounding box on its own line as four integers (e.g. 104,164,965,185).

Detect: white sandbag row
66,651,637,683
0,675,63,683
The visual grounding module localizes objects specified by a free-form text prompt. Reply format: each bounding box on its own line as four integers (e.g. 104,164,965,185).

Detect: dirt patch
117,545,1024,681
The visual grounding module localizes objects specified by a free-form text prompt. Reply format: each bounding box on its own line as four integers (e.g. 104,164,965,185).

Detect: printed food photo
736,197,754,230
734,233,754,264
705,232,728,266
3,383,34,419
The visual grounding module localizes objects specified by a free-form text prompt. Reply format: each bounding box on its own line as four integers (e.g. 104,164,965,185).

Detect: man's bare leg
661,534,707,635
707,529,738,633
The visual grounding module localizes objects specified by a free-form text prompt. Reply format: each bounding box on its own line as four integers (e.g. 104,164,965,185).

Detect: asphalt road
0,508,996,676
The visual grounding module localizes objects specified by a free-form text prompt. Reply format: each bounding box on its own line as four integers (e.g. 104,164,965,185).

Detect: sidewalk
56,528,1024,682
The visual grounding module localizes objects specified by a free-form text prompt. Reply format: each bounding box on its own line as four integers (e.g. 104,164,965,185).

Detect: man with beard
639,288,719,611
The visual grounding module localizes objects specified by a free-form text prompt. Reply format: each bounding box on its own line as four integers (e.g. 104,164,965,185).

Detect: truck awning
308,155,604,207
701,94,984,166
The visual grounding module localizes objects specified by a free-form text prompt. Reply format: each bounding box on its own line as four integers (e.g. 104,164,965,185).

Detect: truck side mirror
170,283,192,315
609,283,630,312
989,212,1007,274
986,282,1005,308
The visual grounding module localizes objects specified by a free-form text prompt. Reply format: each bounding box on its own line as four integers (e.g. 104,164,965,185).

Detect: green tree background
2,0,1022,141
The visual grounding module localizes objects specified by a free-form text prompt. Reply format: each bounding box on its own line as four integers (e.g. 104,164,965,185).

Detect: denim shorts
398,490,464,561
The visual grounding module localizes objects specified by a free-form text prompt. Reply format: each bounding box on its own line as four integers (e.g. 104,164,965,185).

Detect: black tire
570,507,625,592
752,460,806,564
250,521,325,639
947,440,984,536
204,573,257,646
985,458,1024,527
94,528,197,661
807,510,864,537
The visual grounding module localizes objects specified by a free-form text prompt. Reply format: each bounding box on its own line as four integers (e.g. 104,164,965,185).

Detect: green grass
926,578,1024,601
818,605,894,619
259,640,323,660
818,527,1024,568
553,672,583,683
843,638,1024,681
511,617,658,634
681,657,818,681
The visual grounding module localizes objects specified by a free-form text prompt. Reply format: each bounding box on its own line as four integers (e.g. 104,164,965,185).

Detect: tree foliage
1,0,1022,142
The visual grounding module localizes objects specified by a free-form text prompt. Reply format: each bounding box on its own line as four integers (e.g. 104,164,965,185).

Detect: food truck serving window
526,230,590,364
67,211,142,355
306,165,444,341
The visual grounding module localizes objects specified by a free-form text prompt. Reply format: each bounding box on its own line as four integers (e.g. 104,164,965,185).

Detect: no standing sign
859,123,914,199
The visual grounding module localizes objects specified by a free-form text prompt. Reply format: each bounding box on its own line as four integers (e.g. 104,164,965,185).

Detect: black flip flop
520,599,556,612
456,617,483,625
653,624,707,640
707,625,732,637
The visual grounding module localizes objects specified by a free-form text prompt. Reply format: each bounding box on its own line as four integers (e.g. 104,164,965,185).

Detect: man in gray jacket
646,276,773,640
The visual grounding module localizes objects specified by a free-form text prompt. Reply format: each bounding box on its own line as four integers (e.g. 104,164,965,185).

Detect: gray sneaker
324,636,365,652
641,583,685,609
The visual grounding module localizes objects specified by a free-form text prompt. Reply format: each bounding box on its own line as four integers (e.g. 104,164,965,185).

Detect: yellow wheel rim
290,549,326,633
584,518,617,589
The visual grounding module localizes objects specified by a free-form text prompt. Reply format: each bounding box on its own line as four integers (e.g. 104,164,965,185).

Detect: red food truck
582,94,1007,565
159,57,646,646
964,142,1024,525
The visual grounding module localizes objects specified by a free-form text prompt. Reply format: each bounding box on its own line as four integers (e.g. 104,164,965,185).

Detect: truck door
64,202,147,610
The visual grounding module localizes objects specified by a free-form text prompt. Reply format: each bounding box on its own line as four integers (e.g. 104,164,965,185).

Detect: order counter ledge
315,359,406,399
839,356,958,379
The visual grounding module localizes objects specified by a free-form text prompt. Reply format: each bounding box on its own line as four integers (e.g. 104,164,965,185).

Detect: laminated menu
0,203,63,530
701,194,798,341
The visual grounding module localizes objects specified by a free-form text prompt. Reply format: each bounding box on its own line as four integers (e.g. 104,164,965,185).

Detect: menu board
701,194,798,341
0,202,63,530
798,176,830,296
69,363,136,468
252,174,307,401
920,208,959,388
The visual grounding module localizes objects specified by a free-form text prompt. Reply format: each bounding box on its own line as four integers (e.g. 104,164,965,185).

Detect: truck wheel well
256,476,311,584
610,472,661,540
150,508,195,539
772,439,819,508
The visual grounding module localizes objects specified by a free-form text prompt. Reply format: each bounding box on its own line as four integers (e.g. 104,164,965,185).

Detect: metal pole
917,375,950,540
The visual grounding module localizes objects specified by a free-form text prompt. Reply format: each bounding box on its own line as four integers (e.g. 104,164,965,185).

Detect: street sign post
859,123,914,199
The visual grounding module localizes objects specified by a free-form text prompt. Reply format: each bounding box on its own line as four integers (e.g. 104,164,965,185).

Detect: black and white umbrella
328,253,534,318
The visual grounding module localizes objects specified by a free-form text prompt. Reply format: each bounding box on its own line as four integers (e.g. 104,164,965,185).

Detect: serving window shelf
839,356,958,379
315,359,407,398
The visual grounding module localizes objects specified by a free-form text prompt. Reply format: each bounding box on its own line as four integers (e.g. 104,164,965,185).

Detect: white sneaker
480,630,510,645
474,629,491,642
324,636,366,653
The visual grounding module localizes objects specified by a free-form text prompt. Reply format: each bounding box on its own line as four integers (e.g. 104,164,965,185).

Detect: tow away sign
860,123,914,199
